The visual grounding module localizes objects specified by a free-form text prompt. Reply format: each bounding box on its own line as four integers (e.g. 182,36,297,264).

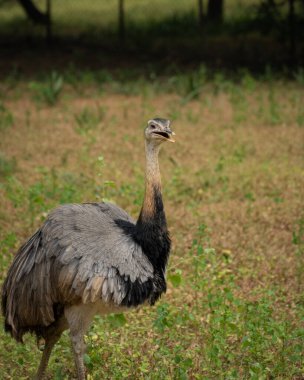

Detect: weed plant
29,72,63,106
0,152,16,178
0,103,14,130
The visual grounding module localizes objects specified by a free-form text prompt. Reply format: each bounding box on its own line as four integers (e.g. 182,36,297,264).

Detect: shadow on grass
0,9,303,79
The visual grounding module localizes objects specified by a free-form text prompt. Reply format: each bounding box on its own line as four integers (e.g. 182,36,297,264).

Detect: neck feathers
135,140,171,282
137,142,166,229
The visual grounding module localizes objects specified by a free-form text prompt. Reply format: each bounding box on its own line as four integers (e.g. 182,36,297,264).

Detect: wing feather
44,203,154,305
3,202,155,340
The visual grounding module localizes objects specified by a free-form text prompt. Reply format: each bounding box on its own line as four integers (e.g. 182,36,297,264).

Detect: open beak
152,130,175,143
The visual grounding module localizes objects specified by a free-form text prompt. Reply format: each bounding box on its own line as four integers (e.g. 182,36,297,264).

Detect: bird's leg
34,318,67,380
70,328,87,380
65,304,95,380
34,335,58,380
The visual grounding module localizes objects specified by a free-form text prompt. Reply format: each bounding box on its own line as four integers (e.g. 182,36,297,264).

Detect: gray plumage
4,203,154,338
1,118,175,380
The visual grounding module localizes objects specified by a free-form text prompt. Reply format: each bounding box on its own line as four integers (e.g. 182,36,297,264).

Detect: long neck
137,141,166,229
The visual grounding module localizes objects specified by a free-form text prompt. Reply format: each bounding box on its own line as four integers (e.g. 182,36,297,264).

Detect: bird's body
3,202,168,340
1,118,174,380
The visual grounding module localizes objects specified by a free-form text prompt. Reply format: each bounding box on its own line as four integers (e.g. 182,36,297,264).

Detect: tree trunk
198,0,204,28
207,0,223,23
46,0,52,43
18,0,48,25
288,0,296,66
118,0,125,43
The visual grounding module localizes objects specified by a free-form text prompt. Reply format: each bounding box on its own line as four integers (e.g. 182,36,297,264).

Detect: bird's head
145,118,175,145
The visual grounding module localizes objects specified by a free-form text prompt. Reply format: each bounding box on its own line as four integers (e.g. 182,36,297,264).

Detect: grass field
0,65,303,379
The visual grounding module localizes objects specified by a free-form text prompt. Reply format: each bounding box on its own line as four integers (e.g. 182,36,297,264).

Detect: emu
1,118,175,380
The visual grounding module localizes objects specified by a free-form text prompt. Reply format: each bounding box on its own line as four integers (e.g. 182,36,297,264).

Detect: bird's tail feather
1,229,45,342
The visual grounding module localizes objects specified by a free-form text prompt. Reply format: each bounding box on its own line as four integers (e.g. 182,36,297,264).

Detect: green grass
0,102,14,130
0,64,304,379
74,105,107,136
0,153,16,178
29,72,64,106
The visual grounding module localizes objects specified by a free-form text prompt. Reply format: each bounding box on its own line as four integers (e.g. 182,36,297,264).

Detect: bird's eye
150,124,156,129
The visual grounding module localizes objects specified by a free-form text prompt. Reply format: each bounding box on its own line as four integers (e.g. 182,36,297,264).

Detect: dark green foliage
29,72,63,106
0,103,14,131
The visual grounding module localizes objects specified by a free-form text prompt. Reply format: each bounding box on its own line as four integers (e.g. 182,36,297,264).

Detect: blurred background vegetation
0,0,303,76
